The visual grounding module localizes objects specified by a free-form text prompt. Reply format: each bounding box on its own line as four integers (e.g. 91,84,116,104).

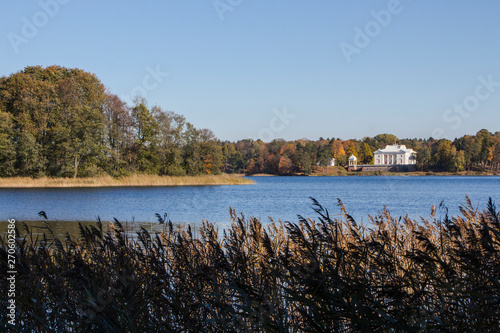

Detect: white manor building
373,145,417,165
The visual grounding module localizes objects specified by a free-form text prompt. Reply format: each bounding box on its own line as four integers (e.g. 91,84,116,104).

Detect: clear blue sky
2,0,499,142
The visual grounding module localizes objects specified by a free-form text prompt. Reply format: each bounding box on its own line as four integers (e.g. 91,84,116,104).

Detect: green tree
432,140,453,171
475,129,494,166
316,142,334,166
132,100,158,146
451,148,465,173
416,145,431,171
0,110,16,176
373,133,398,148
182,123,203,175
200,141,223,174
55,74,108,177
360,143,374,164
131,100,160,174
153,107,186,176
222,143,244,173
16,132,46,177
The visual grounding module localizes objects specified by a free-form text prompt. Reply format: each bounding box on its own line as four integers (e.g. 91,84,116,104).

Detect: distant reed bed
0,174,253,188
1,197,500,332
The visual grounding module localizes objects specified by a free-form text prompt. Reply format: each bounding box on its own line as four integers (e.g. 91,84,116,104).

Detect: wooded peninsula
1,66,499,181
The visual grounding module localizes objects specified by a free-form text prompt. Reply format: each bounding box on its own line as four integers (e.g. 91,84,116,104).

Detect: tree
0,66,111,178
130,100,161,174
153,107,186,176
373,133,398,148
345,140,357,158
200,141,223,174
0,110,15,176
278,156,293,175
104,93,134,176
16,132,47,177
475,129,494,166
317,141,334,166
132,100,158,146
360,143,374,164
55,74,108,177
416,145,431,171
432,140,454,171
182,123,203,175
451,148,465,173
332,140,346,166
245,159,258,175
222,143,244,173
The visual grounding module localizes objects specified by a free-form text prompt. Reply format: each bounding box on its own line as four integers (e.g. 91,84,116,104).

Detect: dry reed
1,196,499,332
0,174,254,188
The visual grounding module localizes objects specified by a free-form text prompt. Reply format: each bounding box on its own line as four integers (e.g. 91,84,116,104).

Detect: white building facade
373,145,416,165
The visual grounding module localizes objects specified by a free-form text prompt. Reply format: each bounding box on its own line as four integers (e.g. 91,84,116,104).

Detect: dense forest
1,65,499,178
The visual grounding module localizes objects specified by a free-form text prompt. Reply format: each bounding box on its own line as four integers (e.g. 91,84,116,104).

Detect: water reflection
0,220,203,242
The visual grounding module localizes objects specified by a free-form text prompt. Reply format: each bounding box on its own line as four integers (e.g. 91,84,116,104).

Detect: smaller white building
373,145,416,165
348,155,357,166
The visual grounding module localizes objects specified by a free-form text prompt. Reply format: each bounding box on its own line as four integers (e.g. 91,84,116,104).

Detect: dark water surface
1,176,499,229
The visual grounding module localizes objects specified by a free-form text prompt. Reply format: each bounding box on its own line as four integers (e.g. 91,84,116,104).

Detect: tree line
235,130,500,175
0,66,223,178
0,66,499,178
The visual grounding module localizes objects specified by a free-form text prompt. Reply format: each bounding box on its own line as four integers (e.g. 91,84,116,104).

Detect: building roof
348,154,357,160
374,144,416,154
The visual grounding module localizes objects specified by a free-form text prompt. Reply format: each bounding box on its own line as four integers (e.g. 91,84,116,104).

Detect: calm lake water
1,176,500,231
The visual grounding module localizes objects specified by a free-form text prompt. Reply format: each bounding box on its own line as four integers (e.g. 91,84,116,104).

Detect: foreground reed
1,197,499,332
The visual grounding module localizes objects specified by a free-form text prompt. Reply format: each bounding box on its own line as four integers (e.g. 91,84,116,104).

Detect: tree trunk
73,155,80,178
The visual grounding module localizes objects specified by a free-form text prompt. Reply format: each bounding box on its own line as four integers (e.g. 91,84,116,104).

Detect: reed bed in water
1,196,500,332
0,174,253,188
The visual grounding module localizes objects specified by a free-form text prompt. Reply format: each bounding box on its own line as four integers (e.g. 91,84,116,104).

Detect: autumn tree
104,93,134,176
345,140,357,158
360,143,374,164
332,140,346,166
278,156,293,175
198,129,223,175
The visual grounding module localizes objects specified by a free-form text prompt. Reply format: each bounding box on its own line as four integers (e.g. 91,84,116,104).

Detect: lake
1,176,500,232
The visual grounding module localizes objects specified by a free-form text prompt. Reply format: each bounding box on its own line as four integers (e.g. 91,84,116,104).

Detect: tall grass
1,197,500,332
0,174,253,188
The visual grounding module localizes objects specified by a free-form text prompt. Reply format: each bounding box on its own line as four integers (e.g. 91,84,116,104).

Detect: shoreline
0,174,254,188
250,171,500,177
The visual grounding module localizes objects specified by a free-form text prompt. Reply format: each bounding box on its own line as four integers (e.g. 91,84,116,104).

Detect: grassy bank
0,174,254,188
2,198,499,331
